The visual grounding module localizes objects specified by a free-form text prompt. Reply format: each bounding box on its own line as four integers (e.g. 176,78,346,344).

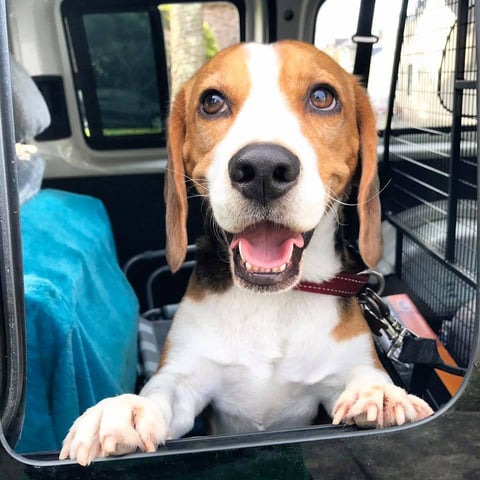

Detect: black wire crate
383,0,478,368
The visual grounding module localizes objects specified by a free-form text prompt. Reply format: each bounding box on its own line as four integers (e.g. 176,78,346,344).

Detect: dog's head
165,40,381,293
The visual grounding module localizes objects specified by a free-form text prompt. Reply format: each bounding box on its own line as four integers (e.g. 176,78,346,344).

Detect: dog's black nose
228,144,300,203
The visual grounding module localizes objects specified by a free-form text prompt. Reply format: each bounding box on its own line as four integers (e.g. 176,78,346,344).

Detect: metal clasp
358,287,417,363
359,269,386,296
386,327,415,363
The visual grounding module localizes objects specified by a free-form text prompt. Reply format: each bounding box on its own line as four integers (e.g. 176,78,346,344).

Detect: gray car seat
10,56,50,204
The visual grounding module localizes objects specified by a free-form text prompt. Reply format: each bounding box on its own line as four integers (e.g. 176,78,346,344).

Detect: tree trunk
169,4,205,98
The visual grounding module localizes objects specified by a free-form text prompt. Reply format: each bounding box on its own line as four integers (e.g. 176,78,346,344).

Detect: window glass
66,2,240,150
314,0,360,72
392,0,476,129
83,12,163,138
315,0,403,129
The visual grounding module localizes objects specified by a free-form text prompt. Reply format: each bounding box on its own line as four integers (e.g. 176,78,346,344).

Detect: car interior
0,0,478,470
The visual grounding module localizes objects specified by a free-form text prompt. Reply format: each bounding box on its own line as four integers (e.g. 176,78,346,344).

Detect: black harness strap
353,0,378,87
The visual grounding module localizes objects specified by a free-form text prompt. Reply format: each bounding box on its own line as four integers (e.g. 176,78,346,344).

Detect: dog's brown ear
355,83,382,268
165,87,188,273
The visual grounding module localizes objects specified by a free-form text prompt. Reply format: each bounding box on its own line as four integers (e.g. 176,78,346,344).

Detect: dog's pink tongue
231,223,304,268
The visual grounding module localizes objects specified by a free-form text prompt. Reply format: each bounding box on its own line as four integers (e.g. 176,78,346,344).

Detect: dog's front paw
332,384,433,428
59,394,170,466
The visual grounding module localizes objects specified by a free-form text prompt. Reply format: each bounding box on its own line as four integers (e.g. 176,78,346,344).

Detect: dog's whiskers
211,218,225,249
166,166,211,194
325,188,352,209
186,193,209,201
208,215,231,265
167,166,228,261
323,190,345,226
325,179,391,208
325,202,344,227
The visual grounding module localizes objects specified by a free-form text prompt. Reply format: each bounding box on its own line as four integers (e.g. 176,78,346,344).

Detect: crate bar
386,214,477,289
389,167,449,197
475,0,480,360
382,0,408,166
394,229,403,278
446,0,471,263
390,153,450,177
389,184,448,213
393,136,451,159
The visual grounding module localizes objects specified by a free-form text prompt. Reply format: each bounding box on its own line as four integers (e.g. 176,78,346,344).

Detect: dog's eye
309,87,338,112
200,90,228,116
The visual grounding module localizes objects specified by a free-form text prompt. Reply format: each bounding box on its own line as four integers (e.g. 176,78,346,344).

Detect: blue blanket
16,189,138,453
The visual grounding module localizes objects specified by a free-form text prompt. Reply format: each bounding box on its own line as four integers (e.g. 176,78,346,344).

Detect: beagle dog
60,40,433,466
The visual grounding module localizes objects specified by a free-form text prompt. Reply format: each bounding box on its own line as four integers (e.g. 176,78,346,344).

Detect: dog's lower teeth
244,262,287,273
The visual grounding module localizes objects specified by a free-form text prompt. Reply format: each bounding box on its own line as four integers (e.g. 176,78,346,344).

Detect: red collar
294,272,369,297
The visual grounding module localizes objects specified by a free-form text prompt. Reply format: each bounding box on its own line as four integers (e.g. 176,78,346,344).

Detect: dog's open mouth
229,222,314,291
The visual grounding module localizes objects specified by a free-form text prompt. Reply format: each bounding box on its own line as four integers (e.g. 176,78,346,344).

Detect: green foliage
160,4,217,60
203,22,219,60
158,5,171,28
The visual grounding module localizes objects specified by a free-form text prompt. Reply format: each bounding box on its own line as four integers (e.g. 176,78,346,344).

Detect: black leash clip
358,283,466,376
358,286,417,363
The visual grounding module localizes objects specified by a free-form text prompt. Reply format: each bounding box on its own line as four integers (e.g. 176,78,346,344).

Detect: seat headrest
10,57,51,143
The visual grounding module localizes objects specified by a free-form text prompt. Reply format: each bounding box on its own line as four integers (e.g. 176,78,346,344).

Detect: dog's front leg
329,366,433,428
60,368,209,466
140,367,207,439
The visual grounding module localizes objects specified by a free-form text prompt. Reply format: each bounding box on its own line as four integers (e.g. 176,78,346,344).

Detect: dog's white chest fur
167,287,372,433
